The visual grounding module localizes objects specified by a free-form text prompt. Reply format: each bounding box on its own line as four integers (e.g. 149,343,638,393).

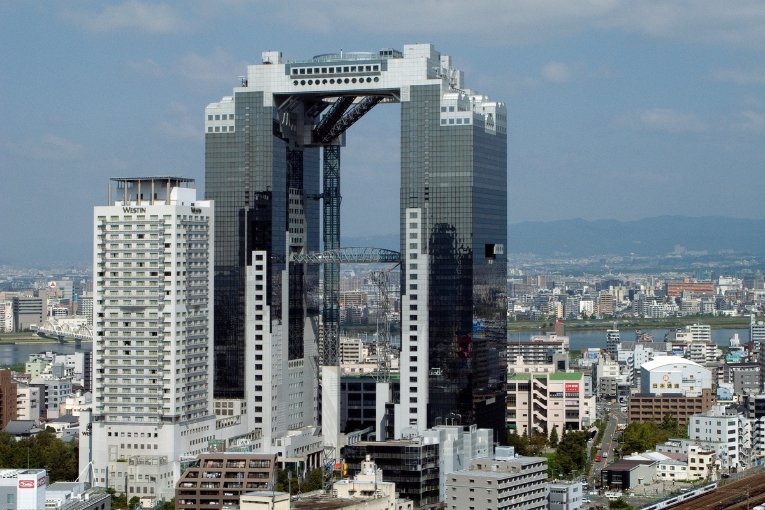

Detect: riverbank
0,333,86,345
508,316,751,333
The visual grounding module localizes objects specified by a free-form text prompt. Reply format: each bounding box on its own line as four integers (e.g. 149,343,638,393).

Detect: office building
507,372,589,438
342,439,440,509
606,329,620,360
753,316,765,391
11,294,46,332
628,389,715,428
88,177,216,500
689,405,749,471
174,452,277,509
205,44,508,443
445,447,548,510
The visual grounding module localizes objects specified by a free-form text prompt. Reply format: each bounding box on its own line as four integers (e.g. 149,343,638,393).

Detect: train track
668,474,765,510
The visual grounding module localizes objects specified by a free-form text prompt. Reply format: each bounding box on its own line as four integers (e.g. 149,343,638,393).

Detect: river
0,327,750,367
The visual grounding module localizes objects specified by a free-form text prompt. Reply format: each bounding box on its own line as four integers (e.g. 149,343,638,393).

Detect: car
602,452,608,458
582,498,592,503
595,454,602,462
721,473,731,478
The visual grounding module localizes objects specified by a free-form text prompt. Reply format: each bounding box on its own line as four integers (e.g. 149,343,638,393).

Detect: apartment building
445,447,548,510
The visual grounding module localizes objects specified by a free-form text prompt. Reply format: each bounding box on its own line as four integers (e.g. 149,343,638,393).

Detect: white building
548,481,583,510
618,341,672,388
15,384,41,422
30,377,72,420
87,177,217,501
446,447,548,510
0,300,13,333
421,424,492,501
640,356,713,397
689,405,748,472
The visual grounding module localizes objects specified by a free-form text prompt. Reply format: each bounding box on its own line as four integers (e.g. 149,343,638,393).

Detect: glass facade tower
205,44,507,441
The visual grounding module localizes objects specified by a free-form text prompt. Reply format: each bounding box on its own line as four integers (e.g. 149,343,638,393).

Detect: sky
1,1,764,266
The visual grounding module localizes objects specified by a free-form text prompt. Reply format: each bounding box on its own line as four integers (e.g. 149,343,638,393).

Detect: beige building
507,372,588,438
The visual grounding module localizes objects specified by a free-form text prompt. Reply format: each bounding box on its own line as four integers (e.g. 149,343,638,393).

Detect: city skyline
2,1,765,266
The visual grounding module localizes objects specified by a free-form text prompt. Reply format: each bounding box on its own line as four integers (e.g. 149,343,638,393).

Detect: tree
506,431,530,456
527,431,548,456
0,430,78,483
549,426,559,448
128,496,140,509
555,431,588,476
609,498,633,509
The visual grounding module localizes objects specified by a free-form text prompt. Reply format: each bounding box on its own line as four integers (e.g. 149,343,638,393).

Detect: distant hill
507,216,765,257
346,216,765,257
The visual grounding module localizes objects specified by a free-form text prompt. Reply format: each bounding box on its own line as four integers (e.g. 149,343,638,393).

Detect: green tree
0,430,78,483
609,498,634,509
555,431,588,476
546,452,561,478
128,496,140,509
549,426,559,448
506,431,530,456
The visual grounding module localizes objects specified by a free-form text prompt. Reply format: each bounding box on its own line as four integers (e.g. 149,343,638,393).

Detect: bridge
34,317,92,344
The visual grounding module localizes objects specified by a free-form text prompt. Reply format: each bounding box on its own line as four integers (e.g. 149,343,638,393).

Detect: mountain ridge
345,216,765,257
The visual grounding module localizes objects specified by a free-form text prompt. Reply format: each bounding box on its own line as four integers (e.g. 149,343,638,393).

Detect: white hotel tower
86,177,216,501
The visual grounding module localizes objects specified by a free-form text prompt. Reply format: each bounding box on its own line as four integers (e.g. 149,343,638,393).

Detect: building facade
507,372,587,438
445,448,548,510
89,177,216,500
175,453,277,509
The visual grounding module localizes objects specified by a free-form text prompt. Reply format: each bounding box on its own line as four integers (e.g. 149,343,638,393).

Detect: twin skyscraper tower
204,43,509,444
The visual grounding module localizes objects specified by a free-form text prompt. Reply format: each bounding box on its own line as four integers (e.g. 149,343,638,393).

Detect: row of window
290,64,380,75
293,76,380,87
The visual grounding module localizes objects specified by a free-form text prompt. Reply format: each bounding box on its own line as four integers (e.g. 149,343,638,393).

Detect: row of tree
620,414,684,456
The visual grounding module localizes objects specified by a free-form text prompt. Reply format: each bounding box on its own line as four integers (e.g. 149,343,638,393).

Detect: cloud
177,49,247,86
540,62,572,83
3,135,84,161
62,1,186,34
623,108,708,133
125,58,165,78
713,68,765,85
735,110,765,132
267,0,765,49
156,102,203,141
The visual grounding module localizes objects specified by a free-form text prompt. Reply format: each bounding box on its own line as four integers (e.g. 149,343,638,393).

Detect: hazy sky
1,1,764,266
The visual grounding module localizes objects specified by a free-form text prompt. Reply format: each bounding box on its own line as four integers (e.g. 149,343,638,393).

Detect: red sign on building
18,480,34,489
564,383,579,393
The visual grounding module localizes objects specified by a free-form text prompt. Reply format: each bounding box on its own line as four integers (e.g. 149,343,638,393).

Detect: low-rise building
342,440,439,509
600,459,655,490
547,481,583,510
175,452,278,509
445,447,548,510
